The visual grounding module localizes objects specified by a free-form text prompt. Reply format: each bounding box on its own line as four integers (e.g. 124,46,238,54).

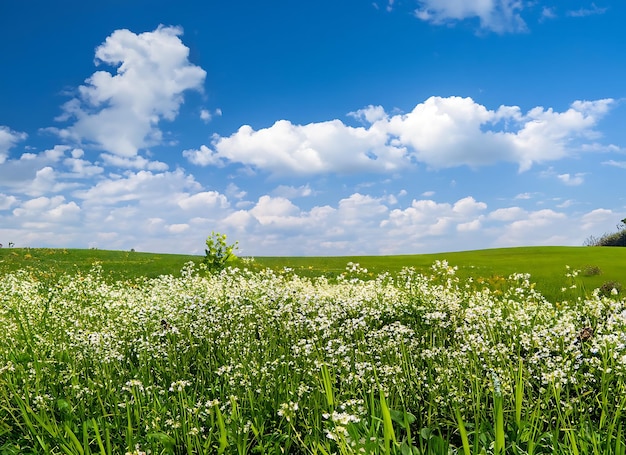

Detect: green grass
2,245,626,453
2,246,625,301
253,246,626,302
0,248,203,281
2,253,626,454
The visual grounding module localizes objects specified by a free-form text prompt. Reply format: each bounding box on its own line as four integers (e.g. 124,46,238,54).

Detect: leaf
147,432,176,449
420,427,433,440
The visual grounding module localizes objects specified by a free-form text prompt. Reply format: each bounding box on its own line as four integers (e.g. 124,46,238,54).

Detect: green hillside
1,246,624,302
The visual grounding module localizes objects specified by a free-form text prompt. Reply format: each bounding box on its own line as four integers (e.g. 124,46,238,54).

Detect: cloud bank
185,96,614,175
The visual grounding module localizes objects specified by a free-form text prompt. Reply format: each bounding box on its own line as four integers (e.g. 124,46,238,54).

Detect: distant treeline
585,218,626,247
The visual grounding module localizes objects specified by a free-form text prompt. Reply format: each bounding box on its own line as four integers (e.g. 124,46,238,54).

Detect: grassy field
0,248,203,281
254,246,626,302
1,246,626,454
3,246,624,302
1,245,626,453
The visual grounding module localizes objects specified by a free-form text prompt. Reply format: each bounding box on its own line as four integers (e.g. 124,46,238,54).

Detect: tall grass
1,260,626,453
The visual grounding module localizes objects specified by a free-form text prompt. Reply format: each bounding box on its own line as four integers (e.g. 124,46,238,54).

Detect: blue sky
1,0,625,256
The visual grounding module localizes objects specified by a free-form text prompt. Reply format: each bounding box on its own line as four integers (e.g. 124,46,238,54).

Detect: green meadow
1,246,626,454
2,246,624,302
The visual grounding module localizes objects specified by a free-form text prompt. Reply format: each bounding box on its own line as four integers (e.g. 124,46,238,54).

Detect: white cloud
186,96,614,175
52,25,206,157
381,196,487,241
0,146,108,198
183,144,224,167
556,199,576,209
457,219,482,232
540,7,557,20
581,208,615,231
225,183,247,200
271,184,314,199
167,223,190,233
488,206,526,221
603,160,626,169
557,173,585,186
414,0,527,33
100,153,169,171
200,108,222,123
567,3,607,17
249,195,302,227
73,169,201,206
492,209,568,247
63,155,104,177
452,196,487,215
200,109,212,122
382,96,612,172
0,126,28,163
0,194,18,210
177,191,229,211
514,192,532,200
193,119,408,175
12,195,80,224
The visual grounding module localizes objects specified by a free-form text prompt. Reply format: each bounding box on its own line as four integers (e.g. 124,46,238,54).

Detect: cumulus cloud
73,169,201,206
0,146,97,196
414,0,527,33
0,126,28,163
381,196,488,244
0,194,18,210
51,25,206,157
186,119,408,175
492,209,569,246
581,208,615,231
186,96,614,175
177,191,229,211
12,195,80,225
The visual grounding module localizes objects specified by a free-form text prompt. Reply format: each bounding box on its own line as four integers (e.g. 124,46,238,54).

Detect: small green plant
204,231,238,272
581,265,602,276
598,280,622,297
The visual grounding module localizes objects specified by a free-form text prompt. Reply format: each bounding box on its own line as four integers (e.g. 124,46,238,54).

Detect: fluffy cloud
414,0,527,33
0,126,27,163
74,169,201,206
0,146,99,196
0,194,18,210
187,96,614,176
185,119,408,174
52,25,206,157
12,196,80,224
382,196,487,239
2,169,621,255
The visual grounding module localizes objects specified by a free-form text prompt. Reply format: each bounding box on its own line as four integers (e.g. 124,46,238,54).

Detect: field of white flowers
1,261,626,454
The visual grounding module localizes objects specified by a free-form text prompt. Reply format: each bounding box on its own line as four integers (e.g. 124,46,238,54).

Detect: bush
585,231,626,247
581,265,602,276
598,280,622,297
203,231,238,272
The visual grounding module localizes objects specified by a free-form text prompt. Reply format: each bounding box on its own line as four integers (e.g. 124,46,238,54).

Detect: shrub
598,280,622,297
581,265,602,276
203,231,238,272
585,228,626,247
